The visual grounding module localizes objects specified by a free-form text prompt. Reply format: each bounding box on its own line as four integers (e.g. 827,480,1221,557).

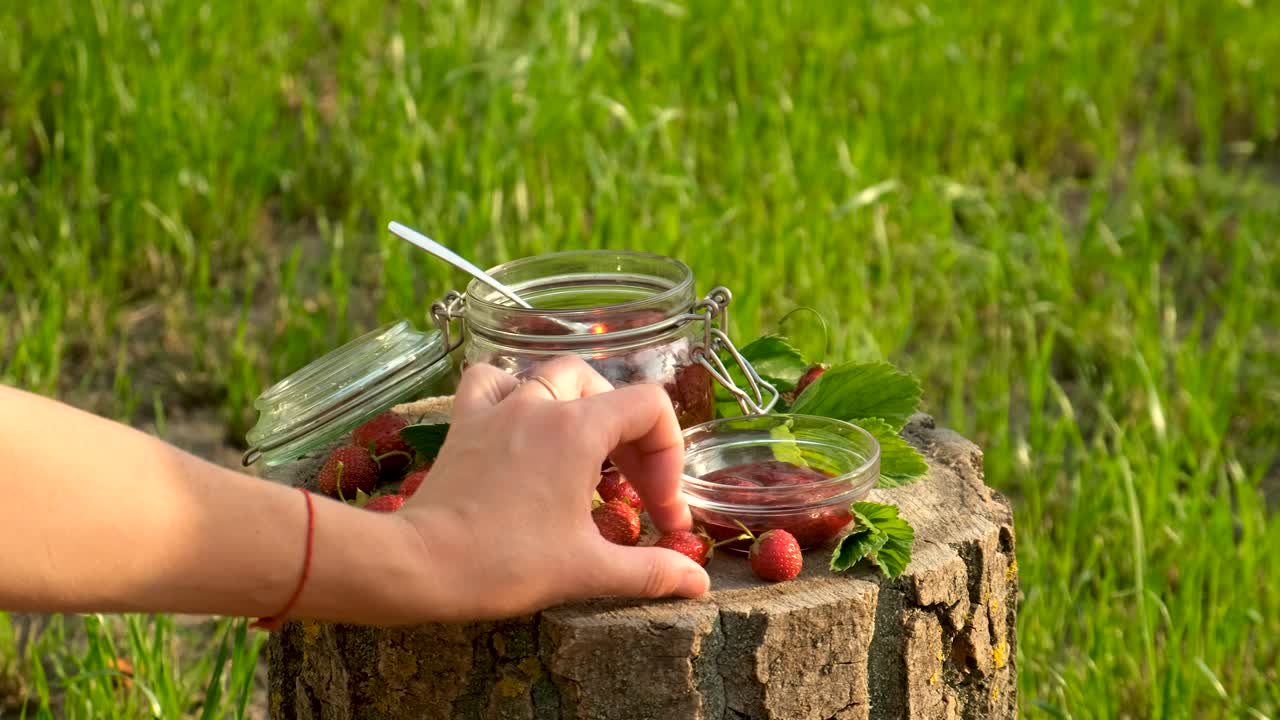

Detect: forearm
1,357,709,625
0,385,432,624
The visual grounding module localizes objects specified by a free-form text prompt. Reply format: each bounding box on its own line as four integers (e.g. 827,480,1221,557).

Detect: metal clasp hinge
686,286,779,416
430,290,467,354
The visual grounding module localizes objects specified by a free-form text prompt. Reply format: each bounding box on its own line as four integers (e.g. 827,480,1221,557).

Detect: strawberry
592,499,641,546
364,494,406,513
353,411,407,447
654,529,713,566
793,364,827,397
749,529,804,582
353,412,414,477
315,445,380,499
597,470,643,511
400,465,431,498
665,362,714,428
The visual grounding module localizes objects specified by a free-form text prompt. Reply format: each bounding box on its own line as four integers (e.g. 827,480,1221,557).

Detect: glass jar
679,414,881,550
450,250,727,428
242,321,453,480
243,249,778,482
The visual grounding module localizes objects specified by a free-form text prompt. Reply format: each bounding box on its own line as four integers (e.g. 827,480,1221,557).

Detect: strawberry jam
694,460,854,550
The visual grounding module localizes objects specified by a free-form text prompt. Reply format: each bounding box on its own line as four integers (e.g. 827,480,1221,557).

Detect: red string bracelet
252,488,315,631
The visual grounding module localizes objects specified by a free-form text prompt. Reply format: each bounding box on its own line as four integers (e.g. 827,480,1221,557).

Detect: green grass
0,614,263,719
2,0,1279,717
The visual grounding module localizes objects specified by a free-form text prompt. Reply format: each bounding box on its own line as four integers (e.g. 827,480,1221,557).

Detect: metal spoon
388,221,588,335
388,221,533,308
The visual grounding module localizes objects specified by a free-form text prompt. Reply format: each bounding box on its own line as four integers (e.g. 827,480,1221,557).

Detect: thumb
592,544,710,600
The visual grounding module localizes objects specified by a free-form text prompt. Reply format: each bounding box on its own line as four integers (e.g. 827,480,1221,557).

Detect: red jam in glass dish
680,416,881,551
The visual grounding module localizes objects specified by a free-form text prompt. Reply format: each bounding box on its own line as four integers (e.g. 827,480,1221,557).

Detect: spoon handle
388,221,533,309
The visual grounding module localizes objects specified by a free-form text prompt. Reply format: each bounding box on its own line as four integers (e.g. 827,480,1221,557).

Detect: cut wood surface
267,398,1017,720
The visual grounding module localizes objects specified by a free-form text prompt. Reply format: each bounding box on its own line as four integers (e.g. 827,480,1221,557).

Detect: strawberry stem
777,306,831,364
374,450,413,465
709,532,753,550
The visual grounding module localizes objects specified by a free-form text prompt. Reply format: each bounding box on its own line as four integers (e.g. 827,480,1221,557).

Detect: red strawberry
749,529,804,582
592,499,641,546
353,411,407,448
654,529,713,566
664,362,714,428
353,412,414,476
400,465,431,497
597,470,643,511
794,365,827,397
315,445,380,499
364,495,406,513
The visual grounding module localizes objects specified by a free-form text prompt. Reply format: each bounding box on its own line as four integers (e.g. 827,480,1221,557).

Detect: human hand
394,356,710,621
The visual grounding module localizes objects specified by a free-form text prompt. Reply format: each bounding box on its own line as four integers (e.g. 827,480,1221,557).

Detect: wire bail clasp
430,290,467,354
687,286,779,416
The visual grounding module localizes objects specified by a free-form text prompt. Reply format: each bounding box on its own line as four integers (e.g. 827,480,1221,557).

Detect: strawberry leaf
829,501,915,577
830,524,887,572
768,420,806,466
791,361,922,431
714,335,811,414
733,335,811,390
400,423,449,461
855,502,915,578
716,399,745,419
851,417,929,487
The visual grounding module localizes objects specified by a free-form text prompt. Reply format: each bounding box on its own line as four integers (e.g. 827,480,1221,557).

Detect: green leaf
851,417,929,487
830,501,915,578
401,423,450,460
830,525,887,572
790,361,922,431
856,501,915,577
793,426,863,476
735,335,811,390
716,399,744,419
874,526,915,578
714,334,810,409
768,420,806,466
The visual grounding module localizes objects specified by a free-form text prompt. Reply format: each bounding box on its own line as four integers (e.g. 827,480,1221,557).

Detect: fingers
507,356,614,403
586,542,710,600
577,384,690,532
455,356,611,415
452,364,520,417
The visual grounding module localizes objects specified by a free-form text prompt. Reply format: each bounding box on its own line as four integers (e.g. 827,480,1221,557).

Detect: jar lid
243,320,452,467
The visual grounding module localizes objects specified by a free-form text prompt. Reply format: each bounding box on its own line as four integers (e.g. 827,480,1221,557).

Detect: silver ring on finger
523,374,560,401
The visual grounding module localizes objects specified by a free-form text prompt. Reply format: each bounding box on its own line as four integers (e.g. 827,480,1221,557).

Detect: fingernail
675,567,710,597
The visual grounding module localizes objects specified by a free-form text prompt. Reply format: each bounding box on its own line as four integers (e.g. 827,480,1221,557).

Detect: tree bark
267,402,1017,720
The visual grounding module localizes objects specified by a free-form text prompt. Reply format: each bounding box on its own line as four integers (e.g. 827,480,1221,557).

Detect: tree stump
266,402,1017,720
